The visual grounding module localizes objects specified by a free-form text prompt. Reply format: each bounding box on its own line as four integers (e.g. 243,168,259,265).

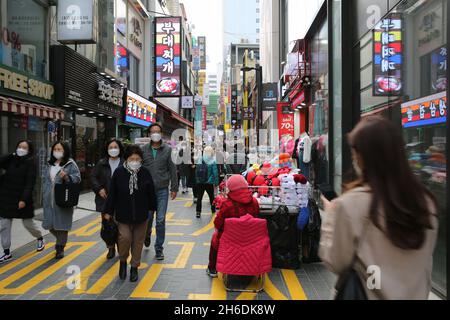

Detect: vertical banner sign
401,92,447,128
155,17,181,96
202,105,207,130
231,85,239,130
262,83,278,111
198,36,207,70
431,46,447,93
277,102,294,140
373,13,403,96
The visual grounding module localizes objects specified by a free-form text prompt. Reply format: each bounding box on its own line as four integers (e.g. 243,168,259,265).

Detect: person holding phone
319,116,438,300
42,141,81,260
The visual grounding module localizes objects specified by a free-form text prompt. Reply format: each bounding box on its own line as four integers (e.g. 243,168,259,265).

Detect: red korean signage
291,90,305,109
155,17,181,96
277,102,294,139
401,92,447,128
202,105,207,130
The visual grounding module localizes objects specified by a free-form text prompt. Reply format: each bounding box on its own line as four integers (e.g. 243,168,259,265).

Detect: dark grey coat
142,142,179,192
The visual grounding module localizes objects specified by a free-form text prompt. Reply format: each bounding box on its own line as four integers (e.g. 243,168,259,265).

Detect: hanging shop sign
262,83,278,111
154,17,181,97
291,90,305,110
198,36,207,70
181,96,194,109
401,92,447,128
373,13,403,96
192,46,201,71
277,103,294,139
230,84,239,130
57,0,98,44
128,7,144,58
0,64,54,105
125,90,157,127
430,46,447,93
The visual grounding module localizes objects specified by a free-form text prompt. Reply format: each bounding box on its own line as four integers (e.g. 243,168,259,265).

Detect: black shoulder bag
54,163,81,208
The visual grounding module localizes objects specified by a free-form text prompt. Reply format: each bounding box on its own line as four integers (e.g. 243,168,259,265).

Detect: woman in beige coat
319,116,438,300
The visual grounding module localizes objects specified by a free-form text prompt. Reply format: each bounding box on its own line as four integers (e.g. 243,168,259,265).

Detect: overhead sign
401,92,447,128
125,90,157,127
155,17,181,96
57,0,98,44
373,13,403,96
181,96,194,109
262,83,278,111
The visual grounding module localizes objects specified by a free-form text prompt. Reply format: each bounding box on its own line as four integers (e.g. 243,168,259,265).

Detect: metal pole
256,65,263,146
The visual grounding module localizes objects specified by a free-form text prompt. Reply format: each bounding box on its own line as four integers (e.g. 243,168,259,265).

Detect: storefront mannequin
294,132,312,179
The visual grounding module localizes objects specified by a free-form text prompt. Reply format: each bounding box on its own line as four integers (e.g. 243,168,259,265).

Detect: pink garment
217,214,272,276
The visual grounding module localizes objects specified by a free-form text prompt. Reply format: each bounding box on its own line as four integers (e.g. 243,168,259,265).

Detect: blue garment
148,187,169,252
42,160,81,231
298,148,310,180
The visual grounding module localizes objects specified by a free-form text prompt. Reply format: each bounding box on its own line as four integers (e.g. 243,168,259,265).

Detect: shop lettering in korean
230,85,239,130
155,17,181,96
125,90,157,127
130,17,143,50
98,81,124,107
0,64,54,103
401,92,447,128
373,13,403,96
431,46,447,93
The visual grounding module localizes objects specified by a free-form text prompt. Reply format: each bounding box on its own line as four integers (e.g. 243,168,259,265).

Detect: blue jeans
147,188,169,253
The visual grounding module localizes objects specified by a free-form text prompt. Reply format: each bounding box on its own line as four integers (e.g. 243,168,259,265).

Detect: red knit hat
246,171,256,184
293,174,307,184
227,175,249,192
253,175,266,186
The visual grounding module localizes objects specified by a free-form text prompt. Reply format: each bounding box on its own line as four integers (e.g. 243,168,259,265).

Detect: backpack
195,162,209,184
302,198,322,264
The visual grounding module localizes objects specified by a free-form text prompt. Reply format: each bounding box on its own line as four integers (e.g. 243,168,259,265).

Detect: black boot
106,247,116,259
130,266,138,282
55,245,64,260
119,261,127,280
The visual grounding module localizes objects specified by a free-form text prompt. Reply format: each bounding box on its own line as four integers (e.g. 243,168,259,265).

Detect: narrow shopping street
0,193,335,300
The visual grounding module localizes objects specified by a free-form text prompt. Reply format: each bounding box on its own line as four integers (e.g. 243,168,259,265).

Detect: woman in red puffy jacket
207,175,260,277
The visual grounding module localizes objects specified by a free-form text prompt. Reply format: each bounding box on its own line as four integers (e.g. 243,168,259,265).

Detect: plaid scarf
124,161,140,195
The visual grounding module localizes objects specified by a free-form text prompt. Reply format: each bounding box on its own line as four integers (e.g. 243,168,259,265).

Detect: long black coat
91,158,124,212
103,166,157,225
0,153,37,219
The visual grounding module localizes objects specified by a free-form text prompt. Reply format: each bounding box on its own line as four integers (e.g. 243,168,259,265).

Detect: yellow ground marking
188,274,227,300
150,228,184,236
263,275,289,300
85,257,131,295
130,241,195,299
129,264,169,299
190,216,216,236
40,250,108,295
184,201,193,207
69,218,102,237
236,291,257,300
281,269,308,300
192,265,208,270
0,242,56,276
139,263,149,270
203,242,210,246
172,197,193,201
0,242,96,295
166,212,192,225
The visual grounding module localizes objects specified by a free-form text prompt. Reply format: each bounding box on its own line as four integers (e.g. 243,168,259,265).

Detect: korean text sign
155,17,181,96
125,90,157,127
373,13,403,96
401,92,447,128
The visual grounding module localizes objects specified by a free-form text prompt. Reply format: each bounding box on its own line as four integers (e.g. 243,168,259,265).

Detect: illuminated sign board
373,14,403,96
154,17,181,96
401,92,447,128
125,90,157,127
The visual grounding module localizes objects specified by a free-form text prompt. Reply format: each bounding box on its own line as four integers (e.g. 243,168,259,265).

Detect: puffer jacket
211,189,259,249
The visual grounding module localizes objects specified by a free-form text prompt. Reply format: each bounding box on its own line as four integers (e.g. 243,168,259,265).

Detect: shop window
0,0,47,79
129,54,139,92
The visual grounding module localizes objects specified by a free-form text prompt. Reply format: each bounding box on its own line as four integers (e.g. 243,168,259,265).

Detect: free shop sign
0,64,54,104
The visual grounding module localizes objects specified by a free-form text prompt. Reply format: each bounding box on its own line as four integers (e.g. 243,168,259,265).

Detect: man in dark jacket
142,123,178,260
0,141,45,263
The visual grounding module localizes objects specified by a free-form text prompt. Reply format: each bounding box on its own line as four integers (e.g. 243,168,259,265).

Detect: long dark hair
347,116,436,250
48,141,71,166
15,140,35,159
104,138,124,159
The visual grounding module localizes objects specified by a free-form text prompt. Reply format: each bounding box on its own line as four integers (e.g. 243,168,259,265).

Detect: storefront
350,0,448,297
50,45,125,191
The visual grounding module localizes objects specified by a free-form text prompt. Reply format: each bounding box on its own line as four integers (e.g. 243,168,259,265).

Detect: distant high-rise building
208,74,219,94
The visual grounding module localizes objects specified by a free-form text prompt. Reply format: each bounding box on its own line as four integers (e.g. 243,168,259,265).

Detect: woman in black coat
91,139,124,259
103,145,157,282
0,140,45,264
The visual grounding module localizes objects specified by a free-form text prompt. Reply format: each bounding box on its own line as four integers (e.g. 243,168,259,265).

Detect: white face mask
151,133,162,143
53,151,64,160
108,148,120,158
16,148,28,157
128,161,141,171
353,158,363,177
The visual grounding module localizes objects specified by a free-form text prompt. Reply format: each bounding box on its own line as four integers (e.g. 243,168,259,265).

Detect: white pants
0,218,43,250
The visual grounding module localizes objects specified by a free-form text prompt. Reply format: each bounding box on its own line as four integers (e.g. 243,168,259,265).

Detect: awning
0,96,64,120
152,98,193,128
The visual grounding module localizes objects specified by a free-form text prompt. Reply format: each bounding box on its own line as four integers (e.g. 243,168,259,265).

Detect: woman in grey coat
42,141,81,259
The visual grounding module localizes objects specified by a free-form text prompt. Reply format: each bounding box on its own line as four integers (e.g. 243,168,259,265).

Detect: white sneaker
37,239,45,252
0,253,12,264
